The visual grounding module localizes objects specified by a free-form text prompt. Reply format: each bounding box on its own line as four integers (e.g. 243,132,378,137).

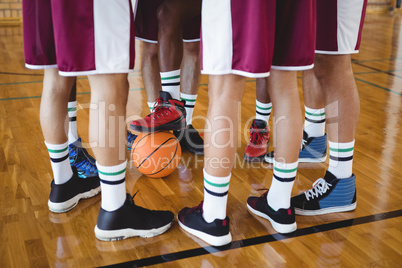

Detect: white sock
328,140,355,179
256,100,272,123
304,106,326,138
68,101,79,144
161,70,180,100
45,141,73,185
96,161,127,211
267,160,298,211
147,101,156,113
180,93,197,125
202,169,230,223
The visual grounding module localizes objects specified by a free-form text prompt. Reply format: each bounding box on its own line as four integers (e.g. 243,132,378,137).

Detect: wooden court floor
1,13,401,268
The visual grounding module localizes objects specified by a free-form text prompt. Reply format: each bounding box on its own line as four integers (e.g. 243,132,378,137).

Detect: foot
69,138,98,178
177,202,232,246
247,191,297,234
244,119,269,162
95,193,174,241
264,130,327,164
291,171,357,216
130,92,186,132
48,167,101,213
127,130,138,150
174,124,204,155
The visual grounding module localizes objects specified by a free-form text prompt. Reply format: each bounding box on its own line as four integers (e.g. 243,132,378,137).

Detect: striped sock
328,140,354,179
45,141,73,185
256,100,272,123
161,70,180,100
304,106,326,138
180,93,197,125
202,169,230,223
96,161,127,211
147,101,155,113
68,101,79,144
267,160,298,211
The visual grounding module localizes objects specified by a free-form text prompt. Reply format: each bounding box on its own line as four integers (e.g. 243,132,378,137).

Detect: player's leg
292,0,368,215
174,40,204,155
22,0,100,213
67,80,99,178
247,0,316,233
50,0,174,240
244,78,271,162
297,68,328,163
177,0,276,245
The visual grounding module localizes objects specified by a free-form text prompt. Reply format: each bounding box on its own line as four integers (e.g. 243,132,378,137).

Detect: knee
142,43,159,61
314,54,352,81
184,42,200,58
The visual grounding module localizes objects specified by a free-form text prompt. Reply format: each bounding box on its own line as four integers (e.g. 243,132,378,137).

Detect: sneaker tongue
253,119,267,129
324,170,337,183
159,91,173,102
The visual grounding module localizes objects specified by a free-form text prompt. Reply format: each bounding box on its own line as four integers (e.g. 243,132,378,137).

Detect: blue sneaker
265,131,327,163
69,138,98,178
127,131,138,150
291,171,357,216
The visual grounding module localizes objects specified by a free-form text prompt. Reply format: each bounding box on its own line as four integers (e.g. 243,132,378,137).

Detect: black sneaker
247,191,297,234
48,166,101,213
174,124,204,155
177,202,232,246
291,171,356,216
95,193,174,241
127,130,138,150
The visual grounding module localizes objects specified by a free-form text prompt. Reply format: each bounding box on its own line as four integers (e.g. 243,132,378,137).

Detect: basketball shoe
264,130,327,163
130,91,186,132
291,171,356,216
48,166,100,213
95,193,174,241
174,124,204,155
247,191,297,234
127,130,138,150
177,202,232,246
244,119,270,162
69,138,98,178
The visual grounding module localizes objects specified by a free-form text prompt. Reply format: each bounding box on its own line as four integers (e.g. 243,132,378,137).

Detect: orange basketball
131,131,181,178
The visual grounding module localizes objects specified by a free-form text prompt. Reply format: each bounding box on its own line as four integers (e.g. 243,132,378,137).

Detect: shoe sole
177,215,232,247
48,186,101,213
94,221,173,241
264,155,327,164
130,116,186,132
247,204,297,234
295,202,356,216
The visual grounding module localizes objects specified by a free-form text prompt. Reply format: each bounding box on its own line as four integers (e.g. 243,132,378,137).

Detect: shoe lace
249,128,266,145
71,146,97,174
304,178,332,201
301,138,308,150
150,98,172,119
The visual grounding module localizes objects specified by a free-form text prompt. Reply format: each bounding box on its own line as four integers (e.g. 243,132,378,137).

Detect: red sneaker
130,91,186,132
244,119,270,162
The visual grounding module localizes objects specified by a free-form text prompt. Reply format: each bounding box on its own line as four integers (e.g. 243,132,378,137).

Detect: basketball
131,131,181,178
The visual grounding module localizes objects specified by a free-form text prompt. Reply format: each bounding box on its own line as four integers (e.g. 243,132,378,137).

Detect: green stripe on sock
48,147,68,153
273,167,298,173
161,75,180,80
181,97,196,102
68,107,76,112
98,168,126,176
329,147,354,152
256,105,272,111
305,110,325,116
204,178,229,188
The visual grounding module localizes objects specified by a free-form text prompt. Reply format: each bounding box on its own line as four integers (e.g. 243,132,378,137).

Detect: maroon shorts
135,0,201,43
316,0,367,54
23,0,136,76
201,0,315,78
